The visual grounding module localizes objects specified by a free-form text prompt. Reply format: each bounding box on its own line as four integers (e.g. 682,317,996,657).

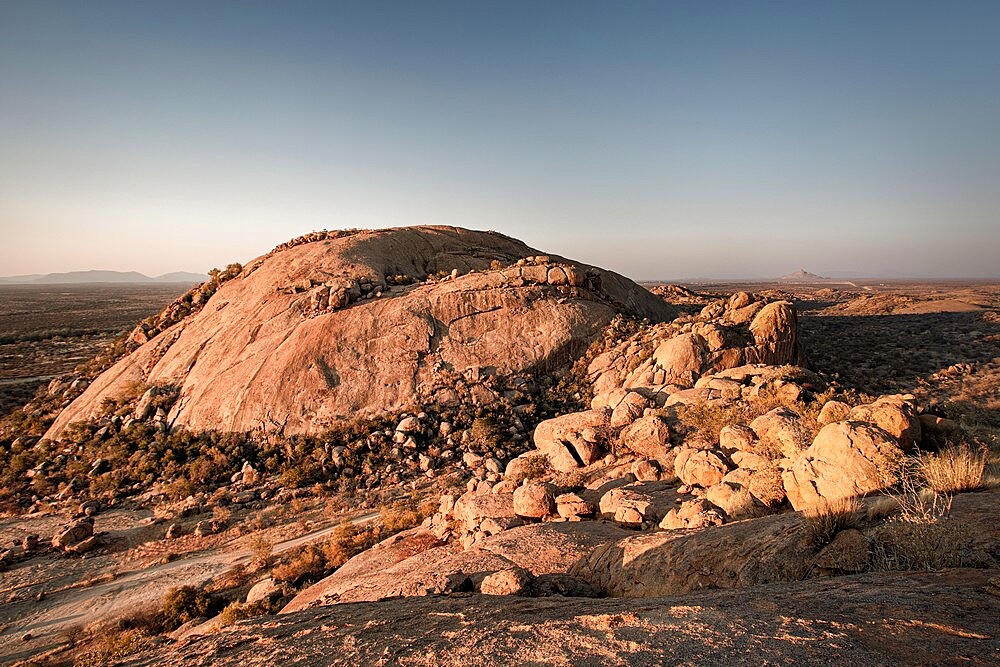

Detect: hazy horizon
2,1,999,280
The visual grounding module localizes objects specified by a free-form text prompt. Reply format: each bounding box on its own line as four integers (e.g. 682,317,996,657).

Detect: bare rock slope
46,227,674,438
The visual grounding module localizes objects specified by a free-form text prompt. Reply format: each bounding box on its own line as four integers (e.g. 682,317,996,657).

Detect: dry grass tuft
918,443,987,494
802,496,863,546
868,521,977,572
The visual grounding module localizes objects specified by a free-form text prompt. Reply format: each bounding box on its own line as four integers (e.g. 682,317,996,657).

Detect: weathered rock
79,500,100,517
651,333,707,385
533,409,610,471
282,527,447,611
719,424,758,454
782,422,905,511
453,491,520,533
555,493,595,520
746,301,799,365
46,227,674,439
703,482,756,519
513,482,558,519
659,498,726,530
609,391,650,428
811,529,869,574
598,483,676,527
503,454,548,483
52,517,94,550
574,511,814,597
849,396,921,450
618,415,671,461
749,407,811,460
674,447,729,488
630,459,661,482
480,567,532,596
64,535,99,554
817,400,851,425
284,522,627,611
122,570,1000,667
246,577,280,604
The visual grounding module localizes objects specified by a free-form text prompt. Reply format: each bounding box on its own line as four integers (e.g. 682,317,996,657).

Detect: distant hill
777,269,830,282
0,270,207,284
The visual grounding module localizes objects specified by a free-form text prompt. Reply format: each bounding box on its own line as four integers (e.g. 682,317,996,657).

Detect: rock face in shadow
122,569,1000,667
571,511,815,597
45,227,675,438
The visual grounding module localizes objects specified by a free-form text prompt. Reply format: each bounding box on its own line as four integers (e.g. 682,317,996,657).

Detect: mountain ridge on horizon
0,270,208,285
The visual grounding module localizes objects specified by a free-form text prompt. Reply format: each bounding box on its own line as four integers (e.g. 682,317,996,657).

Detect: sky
1,1,999,280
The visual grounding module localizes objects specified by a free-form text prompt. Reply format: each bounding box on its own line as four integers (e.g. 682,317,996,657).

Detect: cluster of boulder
281,292,965,608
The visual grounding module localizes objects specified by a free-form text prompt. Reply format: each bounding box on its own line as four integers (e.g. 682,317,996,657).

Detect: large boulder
452,491,520,533
782,421,905,510
46,227,674,439
848,396,921,451
674,447,730,488
617,415,671,461
749,407,811,460
513,482,558,519
533,409,611,471
598,483,677,527
51,517,94,551
651,333,707,385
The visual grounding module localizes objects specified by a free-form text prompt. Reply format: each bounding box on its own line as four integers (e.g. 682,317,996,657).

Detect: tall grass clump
918,443,987,494
802,496,863,547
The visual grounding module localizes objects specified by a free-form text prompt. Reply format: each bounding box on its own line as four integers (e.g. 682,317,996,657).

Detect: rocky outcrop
782,421,905,510
572,511,814,597
588,296,804,402
45,227,674,438
283,522,629,612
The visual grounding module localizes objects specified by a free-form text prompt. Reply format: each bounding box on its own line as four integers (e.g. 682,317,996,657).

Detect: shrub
217,599,271,627
802,496,863,547
868,521,977,571
161,586,221,630
889,459,953,524
73,627,151,667
249,533,273,566
918,443,987,494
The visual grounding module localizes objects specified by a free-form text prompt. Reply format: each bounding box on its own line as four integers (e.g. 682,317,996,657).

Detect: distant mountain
0,274,44,284
0,270,207,284
151,271,209,283
777,269,830,282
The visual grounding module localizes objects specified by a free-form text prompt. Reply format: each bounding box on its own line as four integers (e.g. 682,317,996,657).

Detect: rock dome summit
45,226,675,438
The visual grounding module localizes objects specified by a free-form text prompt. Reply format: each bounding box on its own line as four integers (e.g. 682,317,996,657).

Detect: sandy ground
0,509,375,664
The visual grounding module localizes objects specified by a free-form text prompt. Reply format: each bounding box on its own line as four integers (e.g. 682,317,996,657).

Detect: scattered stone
480,567,532,596
51,517,94,551
513,481,558,519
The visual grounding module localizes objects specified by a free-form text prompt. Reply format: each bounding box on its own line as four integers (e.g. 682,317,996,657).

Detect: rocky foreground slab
120,568,1000,666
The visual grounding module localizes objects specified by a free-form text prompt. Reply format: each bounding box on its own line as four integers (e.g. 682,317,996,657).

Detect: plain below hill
0,270,208,284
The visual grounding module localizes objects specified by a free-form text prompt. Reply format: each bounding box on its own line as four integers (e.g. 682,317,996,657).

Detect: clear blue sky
2,1,998,279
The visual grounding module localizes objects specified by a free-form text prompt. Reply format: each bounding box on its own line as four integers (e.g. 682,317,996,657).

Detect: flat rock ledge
120,568,1000,667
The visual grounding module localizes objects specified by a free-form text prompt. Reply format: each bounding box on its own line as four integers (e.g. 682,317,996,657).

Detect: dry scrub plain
0,285,193,417
2,254,998,667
